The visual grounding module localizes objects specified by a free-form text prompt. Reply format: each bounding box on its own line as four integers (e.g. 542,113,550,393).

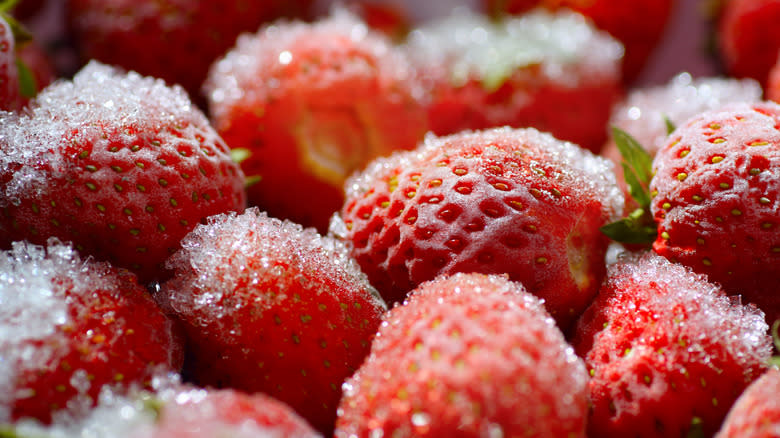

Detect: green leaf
230,147,251,164
612,126,654,208
15,57,36,98
664,115,676,136
2,12,31,46
772,319,780,354
600,208,656,245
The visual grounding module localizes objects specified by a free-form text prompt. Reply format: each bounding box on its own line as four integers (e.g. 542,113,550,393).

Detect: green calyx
599,126,657,245
1,0,38,99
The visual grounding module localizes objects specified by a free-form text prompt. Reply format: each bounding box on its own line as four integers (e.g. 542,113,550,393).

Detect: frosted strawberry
0,239,183,424
485,0,676,83
406,9,623,152
67,0,314,104
335,273,589,438
602,72,762,215
0,61,246,283
157,208,386,433
715,368,780,438
717,0,780,87
572,252,772,438
333,127,622,330
205,10,427,232
649,101,780,321
6,378,321,438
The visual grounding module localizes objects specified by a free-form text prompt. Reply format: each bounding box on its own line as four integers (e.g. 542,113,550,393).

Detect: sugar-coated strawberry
406,9,623,153
0,61,246,283
204,10,428,232
485,0,676,83
0,239,184,424
157,208,386,434
572,252,772,438
715,368,780,438
335,273,589,438
67,0,314,104
602,72,762,215
6,376,321,438
333,127,622,330
718,0,780,87
650,101,780,322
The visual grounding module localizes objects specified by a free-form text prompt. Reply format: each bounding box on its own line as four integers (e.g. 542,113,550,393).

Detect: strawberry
572,252,772,438
406,9,623,153
715,368,780,438
333,127,622,330
0,61,247,283
648,101,780,321
6,378,321,437
156,208,387,434
717,0,780,87
602,72,762,216
67,0,314,105
0,238,184,424
484,0,676,83
204,10,428,233
348,1,411,41
335,273,590,438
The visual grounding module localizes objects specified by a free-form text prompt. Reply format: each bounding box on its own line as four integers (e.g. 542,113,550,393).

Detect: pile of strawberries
2,0,780,437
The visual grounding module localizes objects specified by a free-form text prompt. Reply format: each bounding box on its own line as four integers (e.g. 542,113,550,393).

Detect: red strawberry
572,252,772,438
349,1,411,41
715,368,780,438
484,0,676,83
157,208,387,433
6,379,321,437
0,61,247,283
649,101,780,322
602,72,762,216
67,0,314,105
0,239,183,424
204,10,428,232
334,127,622,330
718,0,780,87
335,273,590,438
406,9,623,153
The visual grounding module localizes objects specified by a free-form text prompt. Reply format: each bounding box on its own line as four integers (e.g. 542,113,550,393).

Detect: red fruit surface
0,62,246,282
769,56,780,103
205,10,428,232
335,273,589,438
715,368,780,438
335,127,622,330
650,101,780,319
16,39,56,102
0,239,183,424
572,252,772,438
407,9,623,153
484,0,675,83
67,0,314,104
158,208,386,433
0,14,21,111
718,0,780,87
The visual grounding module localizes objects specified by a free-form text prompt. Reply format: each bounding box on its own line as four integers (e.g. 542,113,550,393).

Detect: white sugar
405,8,623,88
610,72,762,154
0,61,214,206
